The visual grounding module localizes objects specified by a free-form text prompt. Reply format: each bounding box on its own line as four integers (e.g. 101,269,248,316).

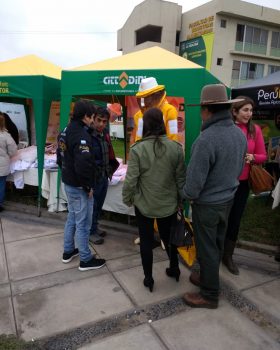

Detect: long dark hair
232,96,256,138
142,107,166,157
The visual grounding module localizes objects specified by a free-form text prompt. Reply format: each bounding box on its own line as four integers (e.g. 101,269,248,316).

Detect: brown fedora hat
189,84,244,106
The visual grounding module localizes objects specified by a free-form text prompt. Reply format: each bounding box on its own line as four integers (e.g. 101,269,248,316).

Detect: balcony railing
235,41,267,55
270,48,280,57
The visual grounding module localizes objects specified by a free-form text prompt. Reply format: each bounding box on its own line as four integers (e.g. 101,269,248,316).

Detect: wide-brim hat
189,84,244,106
136,77,165,98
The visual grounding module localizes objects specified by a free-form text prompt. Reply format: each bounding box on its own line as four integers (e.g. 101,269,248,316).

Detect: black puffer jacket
57,119,96,192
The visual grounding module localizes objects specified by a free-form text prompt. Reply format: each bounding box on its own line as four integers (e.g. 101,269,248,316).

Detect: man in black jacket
57,100,106,271
89,107,119,245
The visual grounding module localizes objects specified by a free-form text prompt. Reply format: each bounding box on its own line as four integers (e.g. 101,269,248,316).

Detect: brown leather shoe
183,292,218,309
189,271,200,287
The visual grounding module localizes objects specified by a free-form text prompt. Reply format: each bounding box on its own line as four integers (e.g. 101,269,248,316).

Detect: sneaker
79,257,106,271
62,248,79,263
89,234,104,245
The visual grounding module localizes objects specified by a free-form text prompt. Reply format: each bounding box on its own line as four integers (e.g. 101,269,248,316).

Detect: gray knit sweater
183,110,247,204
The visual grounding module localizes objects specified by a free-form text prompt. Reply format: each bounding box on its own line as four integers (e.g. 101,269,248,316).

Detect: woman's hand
245,153,255,164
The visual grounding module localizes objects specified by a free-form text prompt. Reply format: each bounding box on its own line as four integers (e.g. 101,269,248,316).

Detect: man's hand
88,188,94,198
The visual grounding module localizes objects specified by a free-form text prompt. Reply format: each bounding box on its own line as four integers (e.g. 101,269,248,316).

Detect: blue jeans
90,176,108,235
64,184,93,262
0,176,7,206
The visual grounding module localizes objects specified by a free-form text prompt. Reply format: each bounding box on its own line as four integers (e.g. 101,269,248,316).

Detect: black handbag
170,209,193,248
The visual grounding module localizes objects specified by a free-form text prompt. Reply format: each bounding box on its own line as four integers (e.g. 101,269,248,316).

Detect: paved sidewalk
0,206,279,349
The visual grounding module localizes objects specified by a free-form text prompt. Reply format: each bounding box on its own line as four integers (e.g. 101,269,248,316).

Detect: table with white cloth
55,176,135,216
8,169,135,215
7,168,68,212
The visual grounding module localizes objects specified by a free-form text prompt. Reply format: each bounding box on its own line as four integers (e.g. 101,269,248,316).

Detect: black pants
135,207,178,279
226,180,250,242
192,201,233,301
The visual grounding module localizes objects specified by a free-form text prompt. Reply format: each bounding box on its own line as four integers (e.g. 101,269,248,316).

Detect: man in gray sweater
182,84,246,309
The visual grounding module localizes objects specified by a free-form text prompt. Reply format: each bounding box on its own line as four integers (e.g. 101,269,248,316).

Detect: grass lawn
111,139,125,160
239,194,280,245
0,334,34,350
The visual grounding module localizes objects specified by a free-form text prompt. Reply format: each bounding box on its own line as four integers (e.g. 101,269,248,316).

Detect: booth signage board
232,84,280,109
101,72,147,94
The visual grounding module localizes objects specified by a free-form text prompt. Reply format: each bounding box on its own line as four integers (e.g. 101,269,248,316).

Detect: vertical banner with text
179,32,214,71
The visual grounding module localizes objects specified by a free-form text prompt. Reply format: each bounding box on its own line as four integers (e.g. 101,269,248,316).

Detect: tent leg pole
37,194,41,217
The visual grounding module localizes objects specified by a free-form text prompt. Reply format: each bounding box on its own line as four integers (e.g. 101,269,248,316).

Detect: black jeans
226,180,250,242
192,201,233,301
135,207,178,279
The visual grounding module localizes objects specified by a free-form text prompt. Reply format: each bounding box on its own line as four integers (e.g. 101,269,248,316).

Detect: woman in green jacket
122,108,186,292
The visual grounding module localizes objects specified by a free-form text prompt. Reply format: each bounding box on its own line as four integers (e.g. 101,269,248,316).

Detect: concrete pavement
0,204,279,349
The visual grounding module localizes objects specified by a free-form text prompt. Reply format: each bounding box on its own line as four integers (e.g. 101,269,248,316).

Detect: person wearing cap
57,100,106,271
182,84,247,309
131,77,178,143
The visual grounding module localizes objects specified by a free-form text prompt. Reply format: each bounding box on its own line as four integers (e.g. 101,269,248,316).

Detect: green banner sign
180,33,214,70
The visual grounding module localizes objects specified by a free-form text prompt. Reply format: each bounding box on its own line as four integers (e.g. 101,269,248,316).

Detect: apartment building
117,0,280,87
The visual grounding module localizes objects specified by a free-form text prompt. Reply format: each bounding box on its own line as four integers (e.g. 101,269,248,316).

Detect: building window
235,24,268,55
176,31,180,47
135,25,162,46
232,60,241,80
220,19,227,28
271,31,280,57
268,65,280,75
236,24,245,42
217,58,223,66
231,60,264,86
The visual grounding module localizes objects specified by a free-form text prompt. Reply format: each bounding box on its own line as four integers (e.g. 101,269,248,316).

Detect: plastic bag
178,242,196,267
170,209,193,247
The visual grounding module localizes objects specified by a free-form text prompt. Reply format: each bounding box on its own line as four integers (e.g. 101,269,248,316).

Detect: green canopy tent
60,46,220,162
0,55,61,213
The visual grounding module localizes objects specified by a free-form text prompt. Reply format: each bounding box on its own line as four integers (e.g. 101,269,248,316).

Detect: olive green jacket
122,135,186,218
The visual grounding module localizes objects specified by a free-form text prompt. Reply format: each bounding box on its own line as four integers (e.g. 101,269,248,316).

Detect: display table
8,169,134,215
103,182,135,216
41,170,67,212
8,169,67,212
55,178,135,216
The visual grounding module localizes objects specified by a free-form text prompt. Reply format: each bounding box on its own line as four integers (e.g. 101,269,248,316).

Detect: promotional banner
233,85,280,110
179,33,214,71
46,101,60,144
0,102,29,144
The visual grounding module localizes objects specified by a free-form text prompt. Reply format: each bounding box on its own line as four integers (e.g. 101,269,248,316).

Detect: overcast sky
1,0,280,69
